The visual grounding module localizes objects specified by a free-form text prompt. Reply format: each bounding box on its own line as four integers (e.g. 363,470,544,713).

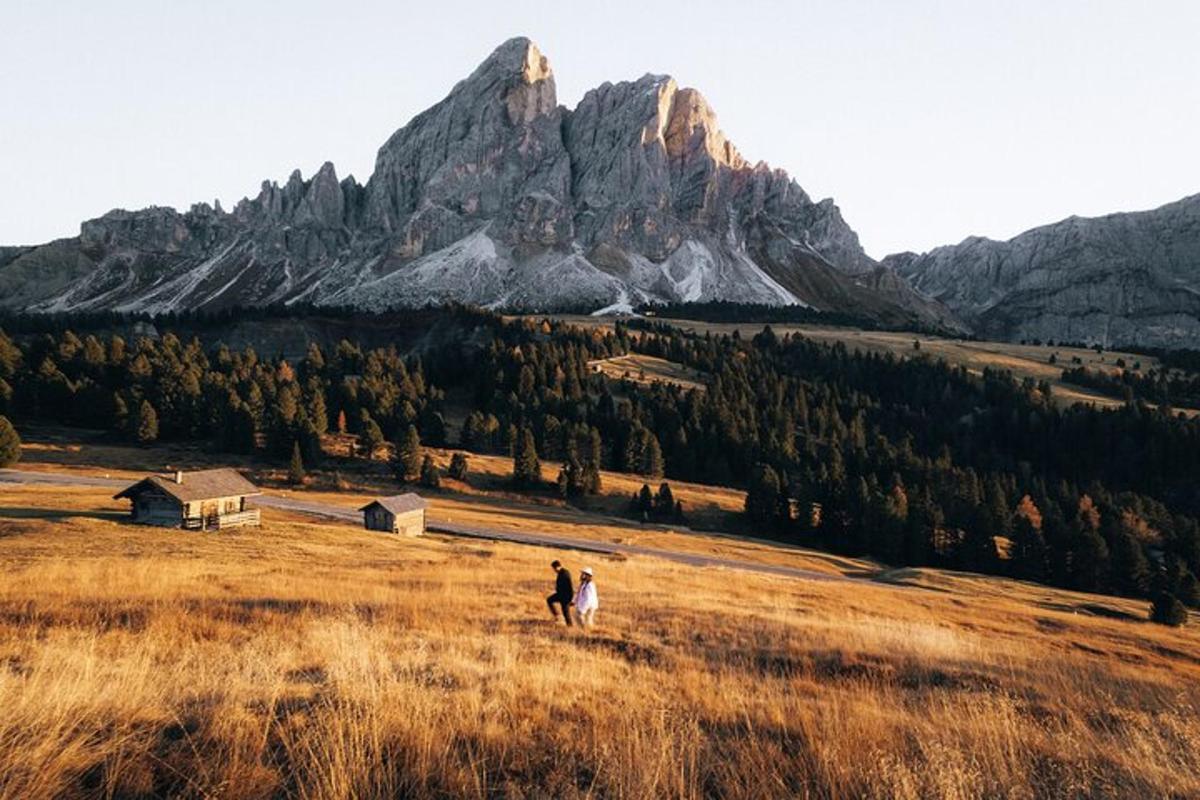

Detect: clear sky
2,0,1197,257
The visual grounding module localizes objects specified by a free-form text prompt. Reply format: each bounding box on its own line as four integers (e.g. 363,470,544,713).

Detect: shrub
1150,593,1188,627
447,452,469,481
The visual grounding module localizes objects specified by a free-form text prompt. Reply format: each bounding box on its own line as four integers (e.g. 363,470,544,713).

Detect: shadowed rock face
0,37,954,330
886,194,1200,348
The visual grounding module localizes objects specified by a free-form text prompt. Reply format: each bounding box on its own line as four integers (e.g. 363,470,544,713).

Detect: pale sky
2,0,1197,258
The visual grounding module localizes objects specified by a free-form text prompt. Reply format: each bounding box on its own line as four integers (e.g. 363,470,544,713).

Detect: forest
1061,363,1200,409
0,306,1197,621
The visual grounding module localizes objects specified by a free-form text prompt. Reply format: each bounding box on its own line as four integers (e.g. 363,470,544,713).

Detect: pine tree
637,484,654,517
1150,593,1188,626
419,454,440,489
233,404,258,454
288,441,306,485
135,400,158,445
1068,495,1110,592
358,411,385,460
1011,495,1048,581
503,423,518,457
904,487,941,566
512,427,541,488
306,383,328,435
622,425,642,473
984,478,1013,540
586,427,603,470
298,418,323,467
877,481,908,564
336,409,348,435
1109,528,1151,597
1179,571,1200,609
641,434,664,478
393,425,422,482
745,463,782,528
448,452,469,481
582,462,602,495
653,483,675,518
0,415,20,467
847,477,875,556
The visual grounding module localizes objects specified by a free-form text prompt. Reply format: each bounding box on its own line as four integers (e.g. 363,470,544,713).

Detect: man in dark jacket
546,560,574,625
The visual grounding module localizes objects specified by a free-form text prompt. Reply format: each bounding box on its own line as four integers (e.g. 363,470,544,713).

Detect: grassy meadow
551,315,1197,414
0,482,1198,799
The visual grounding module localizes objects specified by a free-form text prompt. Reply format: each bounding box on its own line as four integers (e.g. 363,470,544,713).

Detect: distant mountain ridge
0,38,954,332
886,194,1200,348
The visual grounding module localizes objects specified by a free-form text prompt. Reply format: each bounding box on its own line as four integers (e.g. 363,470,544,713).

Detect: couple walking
546,560,599,628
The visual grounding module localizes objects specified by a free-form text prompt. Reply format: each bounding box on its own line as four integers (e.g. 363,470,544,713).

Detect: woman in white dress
573,567,599,628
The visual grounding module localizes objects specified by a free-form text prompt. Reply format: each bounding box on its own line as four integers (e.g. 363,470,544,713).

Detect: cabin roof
114,468,261,503
359,493,428,516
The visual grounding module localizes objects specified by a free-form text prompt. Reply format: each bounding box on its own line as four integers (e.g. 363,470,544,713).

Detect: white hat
581,567,594,576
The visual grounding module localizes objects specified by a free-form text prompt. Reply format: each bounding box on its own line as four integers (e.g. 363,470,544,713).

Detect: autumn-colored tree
0,415,20,467
135,400,159,445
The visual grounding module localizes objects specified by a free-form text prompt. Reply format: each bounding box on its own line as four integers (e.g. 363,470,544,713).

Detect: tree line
1061,365,1200,410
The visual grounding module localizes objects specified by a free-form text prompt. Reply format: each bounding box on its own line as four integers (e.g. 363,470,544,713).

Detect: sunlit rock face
0,37,956,331
887,194,1200,348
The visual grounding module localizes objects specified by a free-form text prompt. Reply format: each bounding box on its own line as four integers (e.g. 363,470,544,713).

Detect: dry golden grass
587,353,708,393
19,429,832,576
1,483,1198,799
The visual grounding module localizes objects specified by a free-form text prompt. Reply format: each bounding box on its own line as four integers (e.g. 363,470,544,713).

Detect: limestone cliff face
0,37,954,331
887,194,1200,348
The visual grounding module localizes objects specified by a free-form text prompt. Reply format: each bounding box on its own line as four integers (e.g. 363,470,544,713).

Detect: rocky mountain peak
448,36,558,125
663,86,746,172
0,37,962,334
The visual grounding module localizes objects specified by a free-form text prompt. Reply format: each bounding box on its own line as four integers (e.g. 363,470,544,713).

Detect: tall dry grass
0,488,1198,799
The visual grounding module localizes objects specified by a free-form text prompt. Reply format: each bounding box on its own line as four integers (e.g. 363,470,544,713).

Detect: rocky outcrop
887,194,1200,348
0,37,957,331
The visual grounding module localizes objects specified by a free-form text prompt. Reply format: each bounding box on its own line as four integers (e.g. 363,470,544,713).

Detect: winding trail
0,468,847,584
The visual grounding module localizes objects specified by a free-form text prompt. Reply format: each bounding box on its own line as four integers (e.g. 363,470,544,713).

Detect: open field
0,482,1198,799
13,428,869,579
552,315,1196,413
587,353,708,392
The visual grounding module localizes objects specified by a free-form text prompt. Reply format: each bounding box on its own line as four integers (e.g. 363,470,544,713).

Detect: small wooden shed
360,494,428,535
114,468,262,530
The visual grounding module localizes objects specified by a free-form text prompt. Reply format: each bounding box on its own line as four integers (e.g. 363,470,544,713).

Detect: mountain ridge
887,193,1200,348
0,37,956,332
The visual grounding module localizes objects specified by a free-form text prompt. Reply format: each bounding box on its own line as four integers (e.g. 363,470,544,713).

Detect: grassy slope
0,483,1198,799
14,429,870,578
587,353,709,393
552,315,1198,414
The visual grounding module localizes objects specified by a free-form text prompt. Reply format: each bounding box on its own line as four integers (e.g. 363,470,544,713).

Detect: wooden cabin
114,468,262,530
360,494,427,535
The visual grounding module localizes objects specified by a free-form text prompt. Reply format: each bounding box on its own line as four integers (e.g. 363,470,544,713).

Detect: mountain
0,38,956,331
886,194,1200,348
